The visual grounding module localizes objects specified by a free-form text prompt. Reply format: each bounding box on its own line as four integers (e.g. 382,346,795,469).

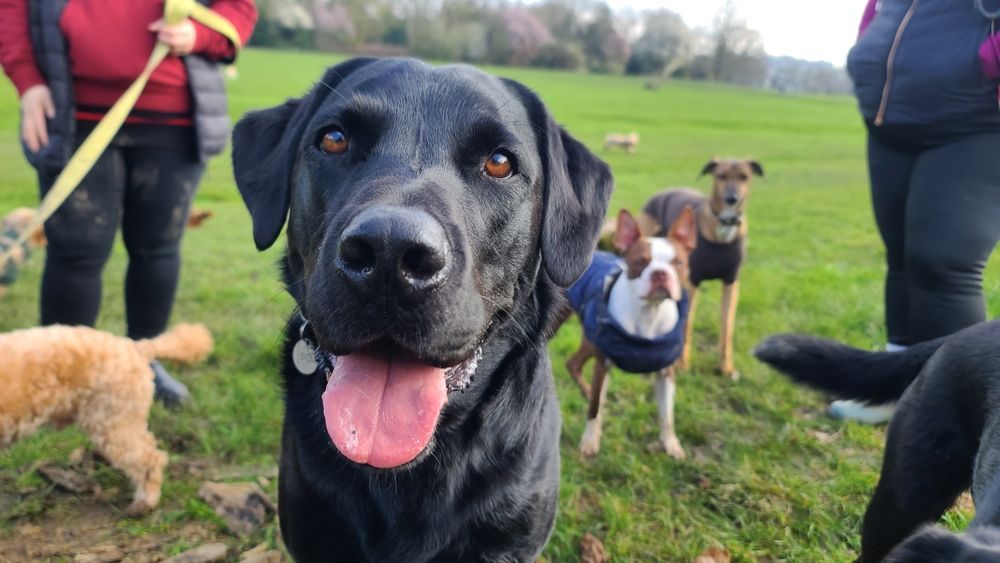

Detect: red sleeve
191,0,258,63
858,0,878,38
0,0,46,95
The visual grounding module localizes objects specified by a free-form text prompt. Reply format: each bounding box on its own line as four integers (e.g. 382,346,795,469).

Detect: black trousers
39,123,203,339
867,120,1000,345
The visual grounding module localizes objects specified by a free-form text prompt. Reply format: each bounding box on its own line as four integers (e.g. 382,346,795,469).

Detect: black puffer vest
22,0,231,176
847,0,999,125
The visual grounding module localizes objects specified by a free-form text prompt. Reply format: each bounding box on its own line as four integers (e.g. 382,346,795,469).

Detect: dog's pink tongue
321,353,447,469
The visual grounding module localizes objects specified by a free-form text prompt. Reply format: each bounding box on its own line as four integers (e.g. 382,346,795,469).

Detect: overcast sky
608,0,871,65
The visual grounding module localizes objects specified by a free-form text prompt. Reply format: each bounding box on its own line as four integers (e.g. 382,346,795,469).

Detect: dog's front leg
718,280,739,380
678,285,699,371
656,367,685,459
580,355,610,458
566,336,597,400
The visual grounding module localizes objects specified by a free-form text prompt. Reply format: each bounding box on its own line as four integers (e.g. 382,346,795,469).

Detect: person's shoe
828,400,894,424
151,359,191,408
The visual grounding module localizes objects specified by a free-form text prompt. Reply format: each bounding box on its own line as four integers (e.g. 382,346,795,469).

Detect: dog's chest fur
607,279,679,338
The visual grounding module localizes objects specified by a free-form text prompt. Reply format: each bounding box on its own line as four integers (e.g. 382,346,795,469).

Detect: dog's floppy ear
748,160,764,177
699,158,719,177
505,81,614,287
232,58,376,250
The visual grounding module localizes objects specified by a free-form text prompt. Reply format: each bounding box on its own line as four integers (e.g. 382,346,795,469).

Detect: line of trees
249,0,851,94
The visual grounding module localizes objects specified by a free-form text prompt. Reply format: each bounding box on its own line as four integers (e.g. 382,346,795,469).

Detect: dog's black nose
336,206,450,295
724,194,740,205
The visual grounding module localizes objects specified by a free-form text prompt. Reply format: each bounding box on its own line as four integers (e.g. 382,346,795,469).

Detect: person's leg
830,134,916,423
120,142,204,407
904,132,1000,343
120,144,203,339
868,133,917,347
39,145,124,326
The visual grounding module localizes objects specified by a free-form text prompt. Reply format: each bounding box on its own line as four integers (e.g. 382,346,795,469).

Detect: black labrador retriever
232,57,612,562
754,320,1000,562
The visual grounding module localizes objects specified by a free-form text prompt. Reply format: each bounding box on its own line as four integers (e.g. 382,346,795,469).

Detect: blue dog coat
568,251,689,374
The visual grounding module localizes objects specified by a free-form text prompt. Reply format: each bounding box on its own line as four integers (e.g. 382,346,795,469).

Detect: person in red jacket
0,0,258,406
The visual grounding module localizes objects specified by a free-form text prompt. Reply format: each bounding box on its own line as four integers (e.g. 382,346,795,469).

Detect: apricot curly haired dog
0,323,213,515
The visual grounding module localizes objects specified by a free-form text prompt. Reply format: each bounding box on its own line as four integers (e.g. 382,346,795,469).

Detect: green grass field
1,49,998,562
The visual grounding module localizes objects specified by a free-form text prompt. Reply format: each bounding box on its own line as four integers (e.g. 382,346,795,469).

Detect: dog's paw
124,499,155,517
715,365,740,381
661,435,686,460
580,421,601,458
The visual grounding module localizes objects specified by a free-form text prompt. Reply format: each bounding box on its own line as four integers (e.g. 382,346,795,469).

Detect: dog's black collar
710,207,743,227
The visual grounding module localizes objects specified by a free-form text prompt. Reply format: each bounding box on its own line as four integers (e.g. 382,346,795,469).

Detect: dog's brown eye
484,151,514,179
320,128,348,154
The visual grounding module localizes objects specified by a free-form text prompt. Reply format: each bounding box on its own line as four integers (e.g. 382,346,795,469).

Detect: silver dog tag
292,339,318,375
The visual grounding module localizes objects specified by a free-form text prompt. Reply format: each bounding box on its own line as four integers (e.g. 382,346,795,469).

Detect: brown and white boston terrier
639,157,763,380
565,207,696,459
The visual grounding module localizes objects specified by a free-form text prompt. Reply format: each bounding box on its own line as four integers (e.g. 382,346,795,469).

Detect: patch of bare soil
0,499,218,562
0,453,281,562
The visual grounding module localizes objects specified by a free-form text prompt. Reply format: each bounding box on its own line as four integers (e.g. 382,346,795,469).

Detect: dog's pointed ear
748,160,764,177
699,158,719,177
504,81,613,287
668,205,697,253
614,209,640,253
232,58,377,250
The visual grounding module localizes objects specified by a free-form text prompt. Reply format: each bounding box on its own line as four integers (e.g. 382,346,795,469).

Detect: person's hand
149,18,197,56
20,84,55,153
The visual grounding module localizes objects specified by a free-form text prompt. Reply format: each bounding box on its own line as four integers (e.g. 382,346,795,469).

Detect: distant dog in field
755,320,1000,562
566,207,696,459
639,158,763,380
603,131,640,153
187,209,215,229
0,208,46,299
0,324,213,515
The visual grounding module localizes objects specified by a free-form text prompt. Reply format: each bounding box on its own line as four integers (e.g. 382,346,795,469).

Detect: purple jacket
859,0,1000,81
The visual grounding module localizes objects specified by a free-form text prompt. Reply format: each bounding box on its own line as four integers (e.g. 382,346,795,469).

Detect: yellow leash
0,0,241,269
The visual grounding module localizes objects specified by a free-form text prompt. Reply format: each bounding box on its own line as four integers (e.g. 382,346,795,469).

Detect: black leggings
39,124,203,339
868,125,1000,345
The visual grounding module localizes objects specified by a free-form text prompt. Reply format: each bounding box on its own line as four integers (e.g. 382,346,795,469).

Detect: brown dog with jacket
636,158,762,380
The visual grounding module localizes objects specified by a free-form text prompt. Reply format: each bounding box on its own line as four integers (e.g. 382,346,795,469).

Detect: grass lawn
1,48,997,561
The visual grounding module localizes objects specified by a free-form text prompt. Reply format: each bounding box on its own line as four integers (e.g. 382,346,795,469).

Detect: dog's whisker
479,294,533,344
317,79,350,105
255,278,304,315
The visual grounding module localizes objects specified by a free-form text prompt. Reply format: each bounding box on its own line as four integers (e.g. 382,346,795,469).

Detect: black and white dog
755,320,1000,562
232,58,612,562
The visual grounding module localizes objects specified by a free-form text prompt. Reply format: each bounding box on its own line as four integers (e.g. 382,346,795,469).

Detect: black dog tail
753,333,949,404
